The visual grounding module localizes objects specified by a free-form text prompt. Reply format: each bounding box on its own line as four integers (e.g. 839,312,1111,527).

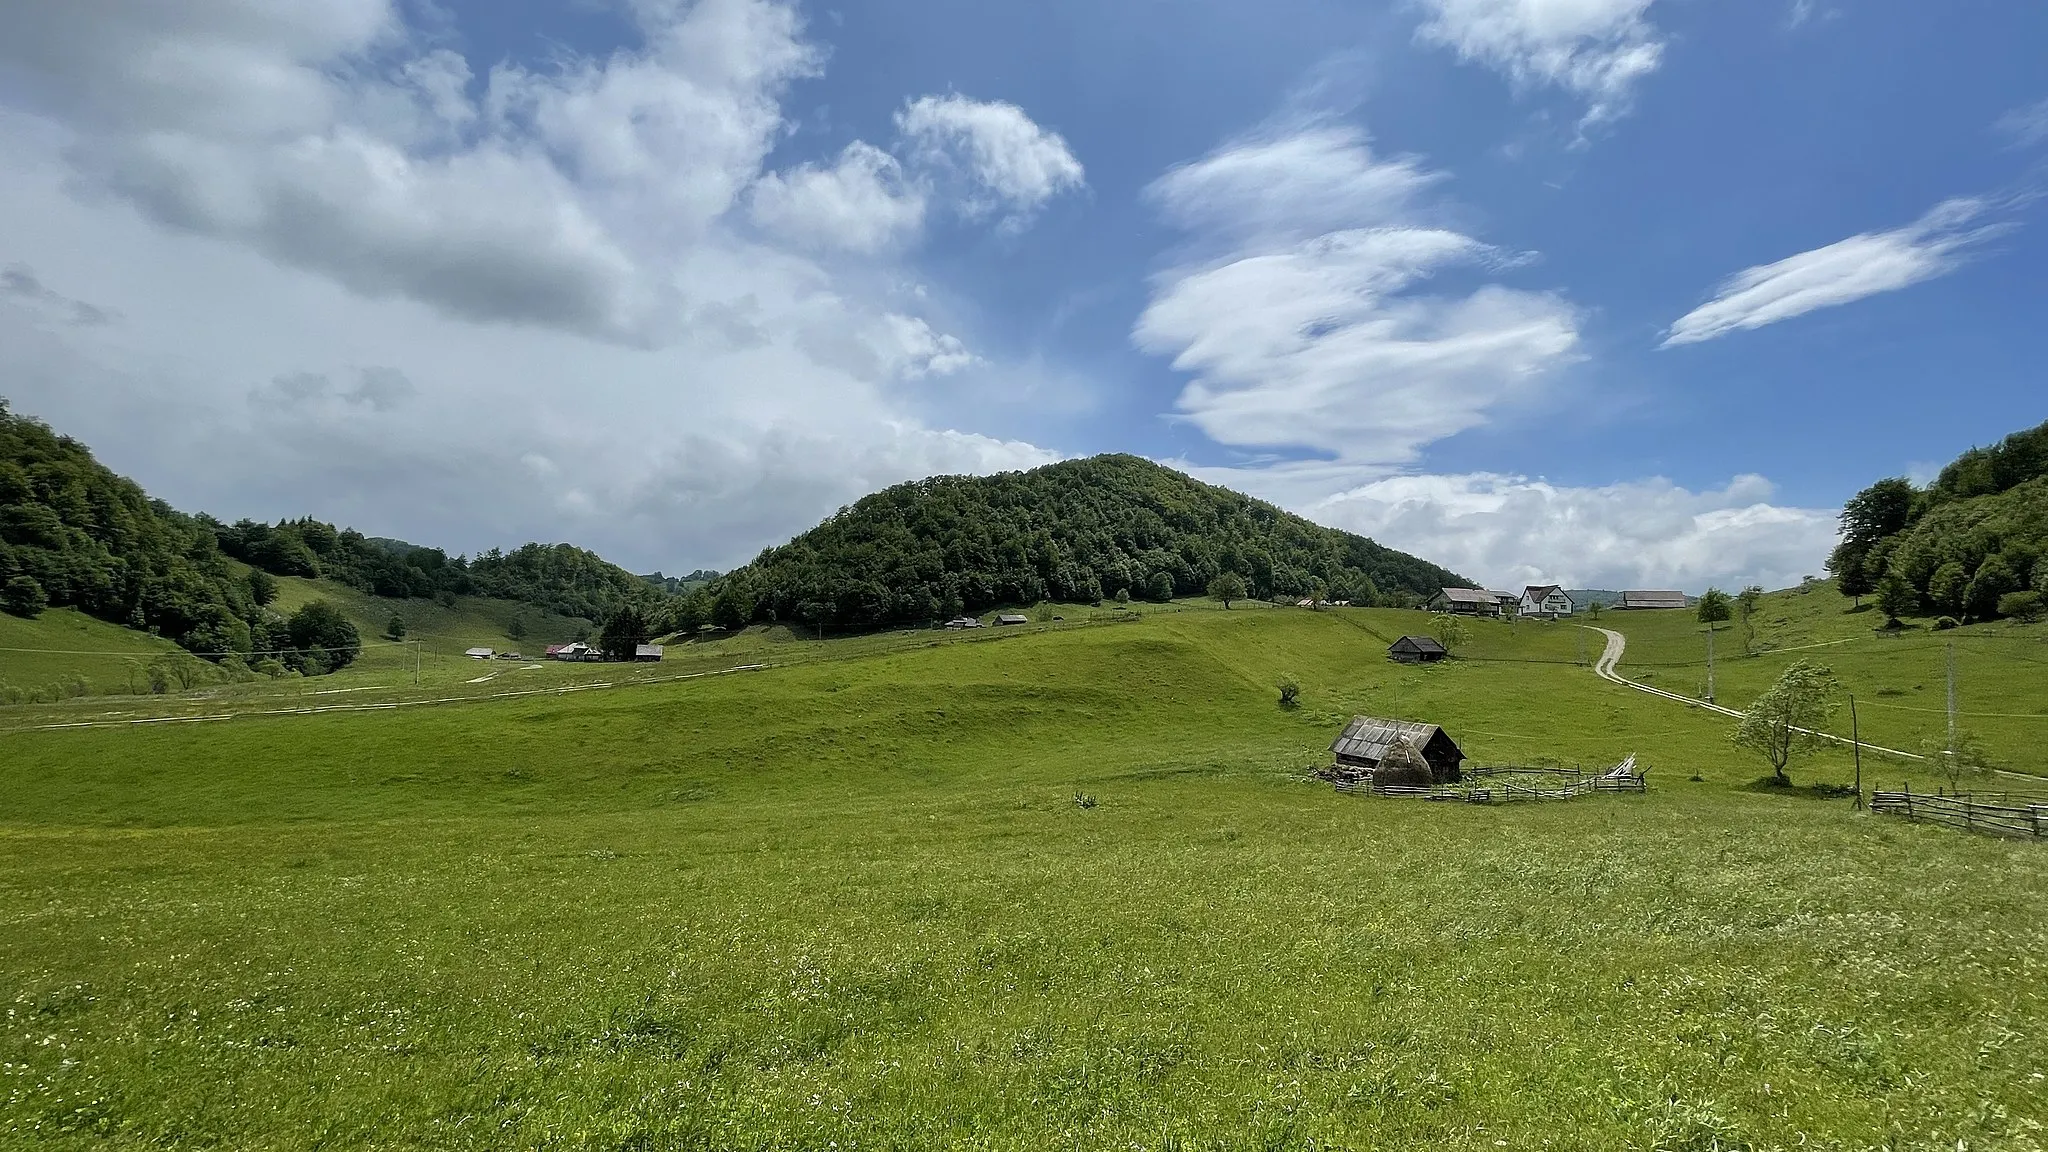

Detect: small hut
1329,715,1465,783
1388,635,1447,664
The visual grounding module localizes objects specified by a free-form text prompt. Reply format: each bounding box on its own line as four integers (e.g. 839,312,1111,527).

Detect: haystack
1373,737,1436,788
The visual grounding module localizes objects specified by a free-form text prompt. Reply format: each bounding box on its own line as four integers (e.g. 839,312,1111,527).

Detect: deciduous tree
1428,614,1468,656
1732,660,1840,785
1207,572,1248,609
1696,587,1733,629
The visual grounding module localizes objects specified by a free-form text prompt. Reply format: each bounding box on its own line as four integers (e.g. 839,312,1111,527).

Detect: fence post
1903,782,1912,822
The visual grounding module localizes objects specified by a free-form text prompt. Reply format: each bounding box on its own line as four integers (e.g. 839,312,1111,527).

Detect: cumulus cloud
0,1,1067,570
0,0,824,341
1415,0,1664,128
1186,461,1837,592
748,141,925,252
1136,123,1580,465
1661,197,2012,347
896,94,1086,225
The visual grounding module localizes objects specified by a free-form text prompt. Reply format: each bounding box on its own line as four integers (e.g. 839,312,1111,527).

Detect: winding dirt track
1583,625,1923,762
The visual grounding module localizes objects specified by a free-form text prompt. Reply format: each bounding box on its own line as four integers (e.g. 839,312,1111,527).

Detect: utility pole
413,640,423,688
1945,639,1957,756
1705,623,1716,704
1849,693,1863,810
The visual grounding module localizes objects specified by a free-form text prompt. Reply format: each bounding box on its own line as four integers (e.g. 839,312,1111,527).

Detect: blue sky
1,0,2043,589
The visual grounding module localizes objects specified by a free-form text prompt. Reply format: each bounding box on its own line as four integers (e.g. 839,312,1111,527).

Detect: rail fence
1326,758,1645,804
1870,787,2048,839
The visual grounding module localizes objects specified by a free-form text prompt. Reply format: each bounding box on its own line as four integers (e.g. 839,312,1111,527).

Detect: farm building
1619,590,1687,610
1426,587,1502,617
943,616,983,630
464,647,493,660
1329,716,1465,783
1520,585,1575,618
546,642,598,662
634,644,664,662
994,613,1030,626
1388,635,1447,663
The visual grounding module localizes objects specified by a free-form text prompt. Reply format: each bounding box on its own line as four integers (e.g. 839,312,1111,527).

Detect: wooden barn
1329,716,1465,783
1426,587,1502,617
1388,635,1447,663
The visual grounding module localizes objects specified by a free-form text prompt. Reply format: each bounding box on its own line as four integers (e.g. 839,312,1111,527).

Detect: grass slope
3,604,2043,1149
0,608,184,698
1596,581,2048,777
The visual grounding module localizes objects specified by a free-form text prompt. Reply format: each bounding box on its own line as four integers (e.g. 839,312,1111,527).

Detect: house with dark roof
1619,590,1688,610
1520,585,1576,618
1388,635,1448,663
1329,716,1464,783
1426,587,1502,617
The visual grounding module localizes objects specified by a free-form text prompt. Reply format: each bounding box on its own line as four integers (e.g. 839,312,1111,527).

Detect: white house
1519,585,1575,618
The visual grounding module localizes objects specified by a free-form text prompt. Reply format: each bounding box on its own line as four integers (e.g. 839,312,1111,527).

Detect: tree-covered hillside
1827,417,2048,621
2,399,680,669
211,518,672,626
712,454,1470,630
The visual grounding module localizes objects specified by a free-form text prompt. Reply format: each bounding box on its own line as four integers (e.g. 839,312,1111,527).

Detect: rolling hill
713,453,1471,631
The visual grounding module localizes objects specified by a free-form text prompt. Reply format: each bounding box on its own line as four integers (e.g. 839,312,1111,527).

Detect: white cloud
896,94,1086,225
748,141,925,252
1185,461,1837,592
1994,97,2048,150
1416,0,1664,128
0,1,1068,571
1136,124,1580,466
1661,197,2011,347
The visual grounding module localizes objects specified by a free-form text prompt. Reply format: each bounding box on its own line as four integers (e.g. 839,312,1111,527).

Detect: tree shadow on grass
1740,775,1859,800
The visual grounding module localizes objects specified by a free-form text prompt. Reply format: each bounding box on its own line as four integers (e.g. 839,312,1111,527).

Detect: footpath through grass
2,605,2044,1149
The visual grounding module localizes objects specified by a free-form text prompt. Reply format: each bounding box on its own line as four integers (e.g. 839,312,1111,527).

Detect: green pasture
1594,584,2048,775
2,602,2044,1149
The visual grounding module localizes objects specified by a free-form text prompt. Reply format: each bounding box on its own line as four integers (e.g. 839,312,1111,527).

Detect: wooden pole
1849,694,1863,810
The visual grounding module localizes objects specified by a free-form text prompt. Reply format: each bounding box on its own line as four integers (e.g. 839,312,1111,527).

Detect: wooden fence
1870,788,2048,839
1329,760,1646,804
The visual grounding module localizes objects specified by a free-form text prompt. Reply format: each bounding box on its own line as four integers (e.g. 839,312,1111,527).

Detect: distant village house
464,647,493,660
1426,587,1502,617
634,644,664,662
994,613,1030,626
1618,590,1687,610
1519,585,1575,618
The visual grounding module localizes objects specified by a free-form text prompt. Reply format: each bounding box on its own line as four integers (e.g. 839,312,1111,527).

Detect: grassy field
0,609,185,701
2,600,2044,1149
1592,583,2048,777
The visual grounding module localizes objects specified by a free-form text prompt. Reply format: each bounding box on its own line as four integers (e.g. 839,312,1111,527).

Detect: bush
1933,616,1960,631
1277,678,1300,709
1997,590,2044,623
2,574,48,618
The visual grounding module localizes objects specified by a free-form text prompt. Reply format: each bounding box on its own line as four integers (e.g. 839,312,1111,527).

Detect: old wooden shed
1329,716,1465,783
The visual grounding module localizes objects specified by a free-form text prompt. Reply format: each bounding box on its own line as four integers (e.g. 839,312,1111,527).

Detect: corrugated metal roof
1621,590,1687,608
1432,587,1496,605
1329,715,1442,763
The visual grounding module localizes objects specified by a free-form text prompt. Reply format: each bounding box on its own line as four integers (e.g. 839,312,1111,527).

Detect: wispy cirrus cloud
1661,197,2013,347
1414,0,1665,129
1135,122,1580,467
1994,97,2048,150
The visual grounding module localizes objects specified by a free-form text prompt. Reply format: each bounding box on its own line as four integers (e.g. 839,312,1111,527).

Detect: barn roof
1330,715,1454,762
1523,584,1563,600
1431,587,1497,606
1390,635,1446,654
1621,590,1687,609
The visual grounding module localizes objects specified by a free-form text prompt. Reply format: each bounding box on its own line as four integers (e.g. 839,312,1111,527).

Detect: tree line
1826,418,2048,626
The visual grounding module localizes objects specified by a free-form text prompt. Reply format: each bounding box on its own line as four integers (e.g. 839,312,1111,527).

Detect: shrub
2,575,48,618
1933,615,1959,631
1277,678,1300,709
1997,589,2044,623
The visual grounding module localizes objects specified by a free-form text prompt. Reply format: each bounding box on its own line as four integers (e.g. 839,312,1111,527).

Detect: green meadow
2,594,2045,1149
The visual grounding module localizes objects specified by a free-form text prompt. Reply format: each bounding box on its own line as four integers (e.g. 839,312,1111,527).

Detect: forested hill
0,399,677,659
713,454,1471,630
1827,417,2048,621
